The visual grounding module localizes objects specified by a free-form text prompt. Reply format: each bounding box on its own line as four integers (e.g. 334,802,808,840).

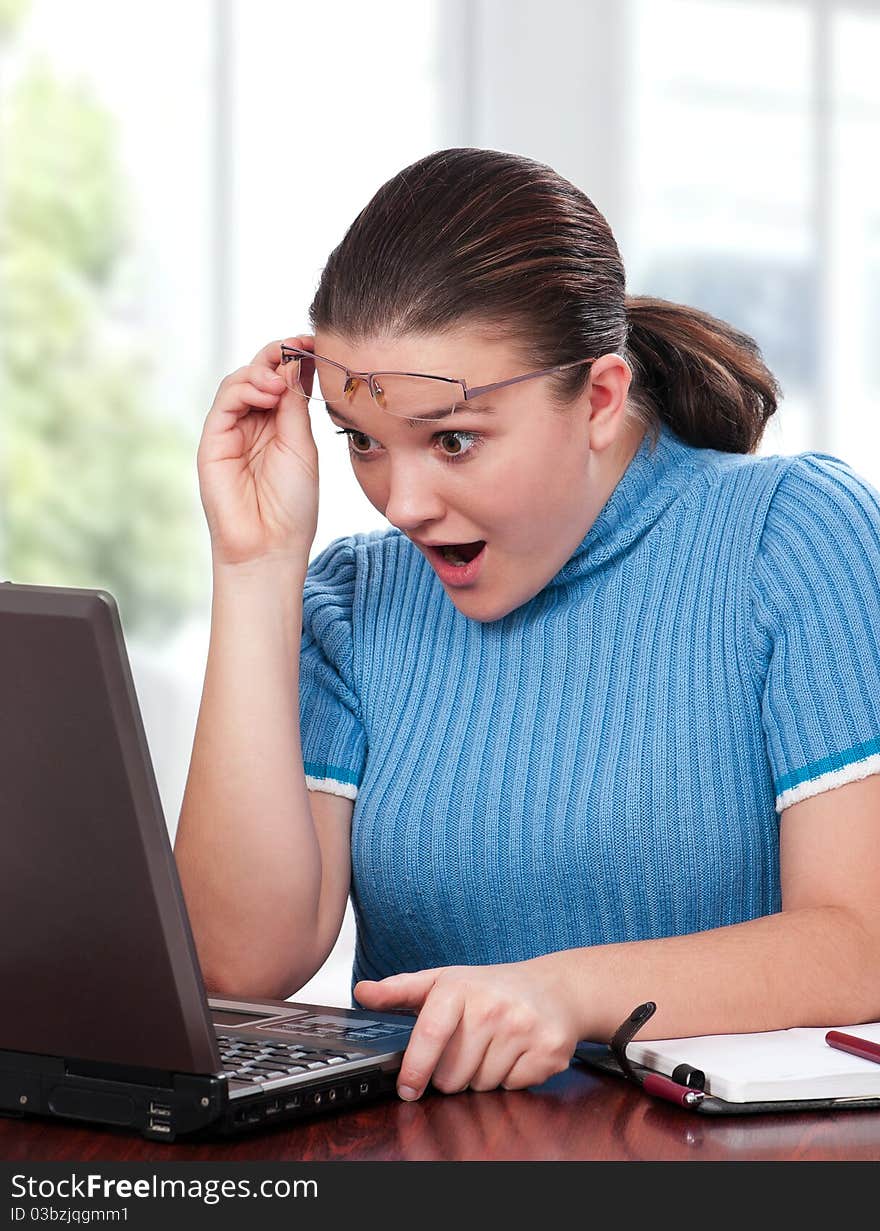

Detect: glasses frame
279,345,600,420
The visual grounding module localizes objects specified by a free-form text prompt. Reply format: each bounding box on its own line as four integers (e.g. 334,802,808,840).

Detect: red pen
825,1030,880,1065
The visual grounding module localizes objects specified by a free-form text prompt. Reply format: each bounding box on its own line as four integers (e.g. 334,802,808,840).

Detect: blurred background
1,0,878,1006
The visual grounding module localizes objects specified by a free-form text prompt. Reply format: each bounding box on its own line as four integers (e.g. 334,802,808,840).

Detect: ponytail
624,296,781,453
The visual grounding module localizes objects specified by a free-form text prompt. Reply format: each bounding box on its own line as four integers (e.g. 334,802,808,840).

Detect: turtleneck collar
548,418,704,588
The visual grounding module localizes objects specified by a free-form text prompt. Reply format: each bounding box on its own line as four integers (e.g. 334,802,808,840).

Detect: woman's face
312,327,640,622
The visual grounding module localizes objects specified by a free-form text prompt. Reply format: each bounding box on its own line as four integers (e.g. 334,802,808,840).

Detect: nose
382,456,447,532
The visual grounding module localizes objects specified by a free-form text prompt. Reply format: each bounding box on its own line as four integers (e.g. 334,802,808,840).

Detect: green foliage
1,48,204,641
5,61,129,284
0,0,29,41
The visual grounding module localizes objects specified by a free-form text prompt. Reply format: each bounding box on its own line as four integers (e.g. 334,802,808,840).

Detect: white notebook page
626,1020,880,1103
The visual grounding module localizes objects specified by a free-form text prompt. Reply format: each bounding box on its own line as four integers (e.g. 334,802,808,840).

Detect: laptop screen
0,583,220,1075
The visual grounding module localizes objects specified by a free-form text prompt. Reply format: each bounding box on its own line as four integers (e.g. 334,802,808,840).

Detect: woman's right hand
197,335,319,568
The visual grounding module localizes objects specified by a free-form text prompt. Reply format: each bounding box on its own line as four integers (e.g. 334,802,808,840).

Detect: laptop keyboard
215,1033,367,1084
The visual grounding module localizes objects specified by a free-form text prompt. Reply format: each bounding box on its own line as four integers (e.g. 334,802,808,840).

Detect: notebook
0,581,416,1141
575,1020,880,1114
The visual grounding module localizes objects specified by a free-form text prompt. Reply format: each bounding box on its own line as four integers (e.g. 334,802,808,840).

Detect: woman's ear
585,354,633,452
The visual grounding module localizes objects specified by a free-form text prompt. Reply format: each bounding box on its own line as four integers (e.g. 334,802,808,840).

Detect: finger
500,1051,560,1092
213,363,285,403
467,1038,529,1093
277,336,316,398
212,378,284,427
354,970,437,1011
249,334,315,371
245,362,290,388
198,382,286,469
282,333,315,353
429,1017,496,1095
396,984,466,1101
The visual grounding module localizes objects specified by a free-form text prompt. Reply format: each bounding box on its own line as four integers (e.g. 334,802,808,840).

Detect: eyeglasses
279,345,599,423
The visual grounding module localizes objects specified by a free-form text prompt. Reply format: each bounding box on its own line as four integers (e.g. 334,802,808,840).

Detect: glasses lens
283,355,460,421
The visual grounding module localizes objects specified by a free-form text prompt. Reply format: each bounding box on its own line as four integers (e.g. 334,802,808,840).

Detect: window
627,0,880,476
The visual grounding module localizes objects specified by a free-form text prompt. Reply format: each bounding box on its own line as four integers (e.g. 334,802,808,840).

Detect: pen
825,1030,880,1065
606,1002,707,1109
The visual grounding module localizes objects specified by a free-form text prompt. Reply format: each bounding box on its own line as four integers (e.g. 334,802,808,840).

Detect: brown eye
436,431,484,463
333,427,484,464
439,432,463,456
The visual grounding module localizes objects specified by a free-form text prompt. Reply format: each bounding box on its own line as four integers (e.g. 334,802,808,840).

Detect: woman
175,147,880,1103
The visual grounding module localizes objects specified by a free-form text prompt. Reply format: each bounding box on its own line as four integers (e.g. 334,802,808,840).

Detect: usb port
149,1102,171,1118
234,1108,262,1125
148,1119,172,1134
265,1099,282,1116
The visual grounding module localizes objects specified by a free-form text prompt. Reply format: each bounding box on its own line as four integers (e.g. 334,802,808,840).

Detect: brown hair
309,147,781,453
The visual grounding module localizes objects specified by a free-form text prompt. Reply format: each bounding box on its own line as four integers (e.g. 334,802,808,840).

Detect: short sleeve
299,536,367,801
751,453,880,813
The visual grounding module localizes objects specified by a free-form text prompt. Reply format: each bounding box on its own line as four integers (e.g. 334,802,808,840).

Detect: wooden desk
3,1062,880,1162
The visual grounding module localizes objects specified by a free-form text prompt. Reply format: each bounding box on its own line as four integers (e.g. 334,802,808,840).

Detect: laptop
0,581,416,1141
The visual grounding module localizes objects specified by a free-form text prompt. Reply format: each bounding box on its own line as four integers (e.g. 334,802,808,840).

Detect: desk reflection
382,1080,581,1162
611,1091,880,1162
2,1065,879,1161
364,1067,880,1163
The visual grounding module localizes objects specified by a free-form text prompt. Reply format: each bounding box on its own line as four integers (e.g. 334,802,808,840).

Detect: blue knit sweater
297,420,880,998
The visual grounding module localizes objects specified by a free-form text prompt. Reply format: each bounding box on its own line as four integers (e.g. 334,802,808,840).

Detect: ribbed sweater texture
297,421,880,1000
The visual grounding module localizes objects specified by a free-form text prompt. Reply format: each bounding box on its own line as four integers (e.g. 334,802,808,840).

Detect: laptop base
1,1047,399,1141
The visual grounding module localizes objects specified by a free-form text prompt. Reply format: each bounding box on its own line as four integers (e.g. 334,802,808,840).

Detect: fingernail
266,371,285,386
398,1085,419,1101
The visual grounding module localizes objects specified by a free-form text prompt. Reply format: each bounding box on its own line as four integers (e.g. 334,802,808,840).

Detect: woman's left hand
353,959,582,1101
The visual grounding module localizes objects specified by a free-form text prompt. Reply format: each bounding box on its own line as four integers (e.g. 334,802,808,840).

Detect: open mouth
437,541,485,565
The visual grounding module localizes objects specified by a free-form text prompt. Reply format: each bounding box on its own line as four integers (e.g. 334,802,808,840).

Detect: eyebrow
325,403,496,431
